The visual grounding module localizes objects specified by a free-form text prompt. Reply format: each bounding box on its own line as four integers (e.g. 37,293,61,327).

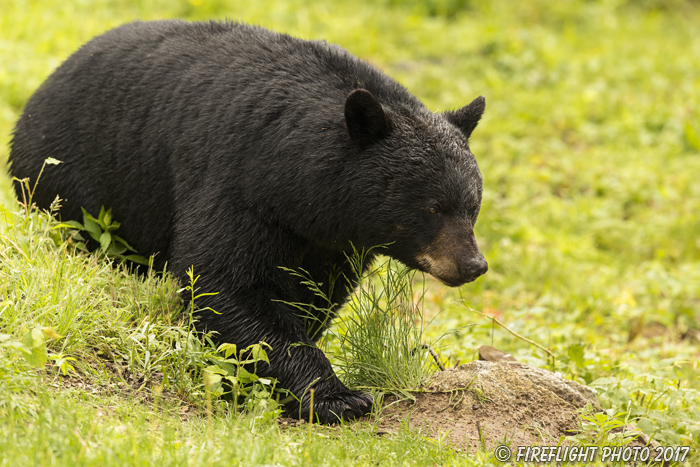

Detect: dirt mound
378,361,603,452
282,361,655,455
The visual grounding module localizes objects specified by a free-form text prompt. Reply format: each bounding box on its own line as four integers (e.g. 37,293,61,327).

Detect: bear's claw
294,388,373,424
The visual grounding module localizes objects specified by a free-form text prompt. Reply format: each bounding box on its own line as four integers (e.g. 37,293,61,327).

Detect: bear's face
345,90,488,287
383,118,487,287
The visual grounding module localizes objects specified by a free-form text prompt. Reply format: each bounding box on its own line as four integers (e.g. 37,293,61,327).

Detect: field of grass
1,0,699,465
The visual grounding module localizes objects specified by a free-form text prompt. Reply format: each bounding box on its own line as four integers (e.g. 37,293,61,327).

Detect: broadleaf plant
55,206,149,265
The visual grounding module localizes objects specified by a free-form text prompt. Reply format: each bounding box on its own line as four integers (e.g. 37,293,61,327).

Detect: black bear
10,20,488,423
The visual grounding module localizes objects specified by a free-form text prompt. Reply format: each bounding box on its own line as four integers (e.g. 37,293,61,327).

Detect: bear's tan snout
417,224,488,287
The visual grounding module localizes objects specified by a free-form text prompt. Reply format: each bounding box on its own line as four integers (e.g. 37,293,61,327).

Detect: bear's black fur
9,20,488,423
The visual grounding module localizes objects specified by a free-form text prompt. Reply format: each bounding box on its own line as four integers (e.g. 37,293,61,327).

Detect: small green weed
12,157,149,265
568,405,639,448
204,342,282,418
56,206,149,265
0,325,64,370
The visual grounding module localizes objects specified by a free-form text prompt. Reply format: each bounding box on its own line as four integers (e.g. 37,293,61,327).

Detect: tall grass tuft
281,247,439,395
331,249,438,395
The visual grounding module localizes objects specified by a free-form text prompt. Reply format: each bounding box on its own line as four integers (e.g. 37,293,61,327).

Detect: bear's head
345,89,488,287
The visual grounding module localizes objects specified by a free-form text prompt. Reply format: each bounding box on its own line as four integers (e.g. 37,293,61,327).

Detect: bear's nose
474,257,488,276
461,256,488,282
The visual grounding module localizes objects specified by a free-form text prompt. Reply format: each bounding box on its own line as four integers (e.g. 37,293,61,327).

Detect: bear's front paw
295,388,373,424
313,389,374,424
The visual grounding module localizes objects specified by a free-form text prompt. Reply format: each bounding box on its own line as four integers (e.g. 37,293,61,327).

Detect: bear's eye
428,204,441,215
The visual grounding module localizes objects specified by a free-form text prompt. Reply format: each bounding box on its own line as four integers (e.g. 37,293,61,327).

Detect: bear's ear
344,89,391,146
443,95,486,139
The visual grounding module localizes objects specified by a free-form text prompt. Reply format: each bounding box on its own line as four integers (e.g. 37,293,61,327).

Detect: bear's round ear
443,96,486,139
344,89,391,147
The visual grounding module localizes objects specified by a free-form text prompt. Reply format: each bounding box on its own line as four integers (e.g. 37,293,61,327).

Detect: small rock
478,345,517,362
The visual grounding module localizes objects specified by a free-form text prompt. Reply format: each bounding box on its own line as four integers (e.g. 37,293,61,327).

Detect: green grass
2,0,700,465
328,253,439,395
0,385,467,466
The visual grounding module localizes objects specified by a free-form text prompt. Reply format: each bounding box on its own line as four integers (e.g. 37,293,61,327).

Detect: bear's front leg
276,340,374,423
195,290,373,424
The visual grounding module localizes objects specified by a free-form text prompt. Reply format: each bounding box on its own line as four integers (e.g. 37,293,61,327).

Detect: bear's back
9,20,426,267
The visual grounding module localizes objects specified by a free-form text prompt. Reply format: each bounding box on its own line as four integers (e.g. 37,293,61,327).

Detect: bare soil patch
375,361,651,454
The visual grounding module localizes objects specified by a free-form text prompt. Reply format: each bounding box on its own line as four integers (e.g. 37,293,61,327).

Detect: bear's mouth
414,254,460,287
431,274,470,288
414,253,486,288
